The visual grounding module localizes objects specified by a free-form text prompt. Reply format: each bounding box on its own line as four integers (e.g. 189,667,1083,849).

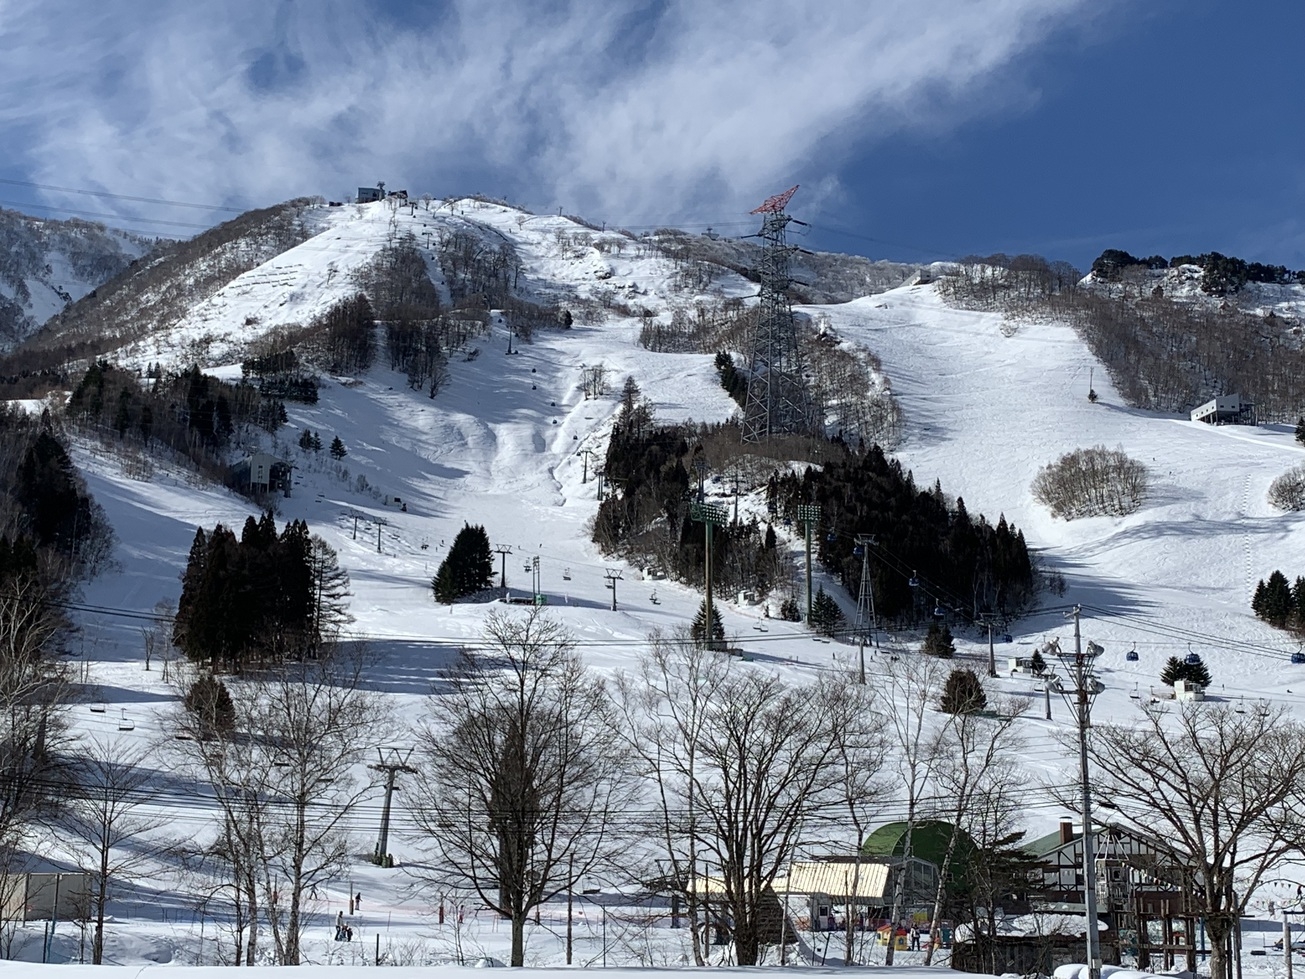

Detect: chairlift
932,606,946,619
1129,683,1140,700
523,563,532,573
605,581,614,590
1292,652,1305,665
908,573,920,588
562,568,572,581
1126,644,1139,662
90,702,107,714
118,709,134,732
1235,697,1246,715
852,545,864,557
1002,633,1013,644
825,532,837,543
1185,652,1201,666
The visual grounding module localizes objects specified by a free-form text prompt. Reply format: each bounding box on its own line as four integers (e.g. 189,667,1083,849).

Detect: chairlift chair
1185,652,1201,666
1129,683,1140,700
562,568,571,581
118,709,134,732
1292,652,1305,665
90,702,107,714
852,545,864,557
825,532,837,542
932,606,946,619
1002,633,1013,644
1126,644,1139,662
908,573,920,588
1235,697,1246,714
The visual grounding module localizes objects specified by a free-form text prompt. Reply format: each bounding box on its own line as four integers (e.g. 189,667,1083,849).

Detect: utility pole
566,854,574,965
731,470,742,523
978,611,998,677
532,555,541,604
604,568,622,611
1049,609,1105,979
494,544,513,598
369,748,416,866
853,535,877,684
376,523,382,554
797,504,821,623
691,501,728,650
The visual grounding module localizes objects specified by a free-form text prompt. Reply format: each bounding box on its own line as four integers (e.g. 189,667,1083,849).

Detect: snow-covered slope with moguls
11,197,1305,968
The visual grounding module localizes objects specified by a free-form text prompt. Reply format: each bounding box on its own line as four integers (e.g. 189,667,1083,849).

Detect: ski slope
15,197,1305,967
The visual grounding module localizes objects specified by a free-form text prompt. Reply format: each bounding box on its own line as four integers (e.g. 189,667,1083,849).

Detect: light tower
742,185,814,443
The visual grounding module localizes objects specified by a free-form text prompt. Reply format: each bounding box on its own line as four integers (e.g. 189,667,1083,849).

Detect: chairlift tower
742,185,814,443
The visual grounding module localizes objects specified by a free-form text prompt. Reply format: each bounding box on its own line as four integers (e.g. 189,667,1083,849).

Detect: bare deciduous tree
1056,702,1305,979
616,628,731,966
880,654,947,966
1032,445,1149,519
691,669,851,966
62,736,168,964
171,646,380,966
410,609,631,967
923,685,1026,964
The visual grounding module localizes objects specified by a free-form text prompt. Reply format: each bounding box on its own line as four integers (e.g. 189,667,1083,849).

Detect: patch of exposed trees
771,444,1036,623
1268,462,1305,511
172,514,351,671
1031,445,1149,519
590,382,790,602
1091,248,1304,293
436,228,520,306
1252,569,1305,633
65,361,287,487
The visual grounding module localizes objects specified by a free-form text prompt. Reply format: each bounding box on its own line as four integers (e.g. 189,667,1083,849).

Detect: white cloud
0,0,1102,230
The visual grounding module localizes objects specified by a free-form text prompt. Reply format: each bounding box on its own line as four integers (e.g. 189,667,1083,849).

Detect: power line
0,198,212,230
0,176,246,213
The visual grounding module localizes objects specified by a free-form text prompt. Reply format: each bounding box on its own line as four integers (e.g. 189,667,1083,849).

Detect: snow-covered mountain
8,195,1305,967
0,207,153,348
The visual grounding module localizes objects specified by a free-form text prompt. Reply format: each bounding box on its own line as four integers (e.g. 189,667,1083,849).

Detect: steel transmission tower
742,185,814,443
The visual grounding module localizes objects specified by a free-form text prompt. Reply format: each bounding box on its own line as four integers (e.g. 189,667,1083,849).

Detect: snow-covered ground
10,198,1305,968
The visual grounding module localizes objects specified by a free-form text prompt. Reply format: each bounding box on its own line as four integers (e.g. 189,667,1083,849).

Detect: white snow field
10,198,1305,968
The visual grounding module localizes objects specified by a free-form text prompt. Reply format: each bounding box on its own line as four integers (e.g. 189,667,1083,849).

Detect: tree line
772,444,1037,623
172,514,350,671
1252,569,1305,632
66,361,286,488
937,250,1305,424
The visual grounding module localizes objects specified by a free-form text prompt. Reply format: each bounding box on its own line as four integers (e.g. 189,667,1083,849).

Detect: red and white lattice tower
742,185,815,443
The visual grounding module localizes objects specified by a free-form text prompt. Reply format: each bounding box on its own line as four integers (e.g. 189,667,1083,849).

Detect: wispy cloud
0,0,1102,230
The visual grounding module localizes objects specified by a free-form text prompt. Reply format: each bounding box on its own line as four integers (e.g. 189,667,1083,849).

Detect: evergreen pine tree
1263,570,1294,626
1030,649,1046,676
1159,656,1184,686
311,431,322,451
329,436,347,460
921,621,955,658
1184,656,1212,688
298,428,313,451
1296,416,1305,447
778,596,801,622
432,562,458,605
691,598,725,648
809,585,844,638
940,667,987,714
1252,579,1268,618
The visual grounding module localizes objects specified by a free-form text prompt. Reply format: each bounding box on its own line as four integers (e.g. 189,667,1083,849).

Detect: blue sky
1,0,1300,272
